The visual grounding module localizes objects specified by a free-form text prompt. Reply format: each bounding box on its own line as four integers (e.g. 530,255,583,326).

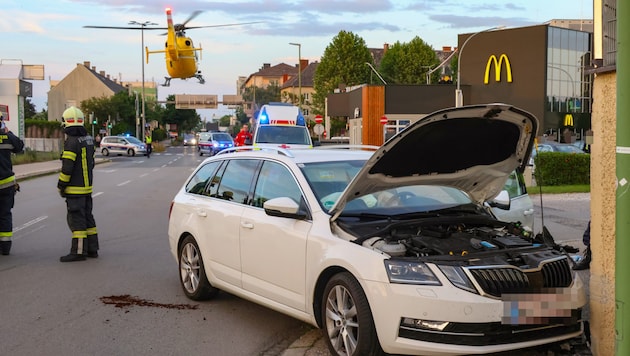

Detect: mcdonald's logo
564,114,574,127
484,54,513,84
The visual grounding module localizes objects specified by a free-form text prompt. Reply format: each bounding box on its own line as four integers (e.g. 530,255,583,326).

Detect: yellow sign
484,54,513,84
564,114,574,127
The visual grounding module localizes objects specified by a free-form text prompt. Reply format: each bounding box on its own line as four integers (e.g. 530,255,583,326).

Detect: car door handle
241,221,254,229
196,209,207,217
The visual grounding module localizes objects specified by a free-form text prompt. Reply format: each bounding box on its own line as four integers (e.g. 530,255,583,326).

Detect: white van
251,103,313,149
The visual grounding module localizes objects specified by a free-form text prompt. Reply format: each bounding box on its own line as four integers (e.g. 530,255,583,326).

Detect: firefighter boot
87,235,99,258
0,241,11,255
60,238,87,262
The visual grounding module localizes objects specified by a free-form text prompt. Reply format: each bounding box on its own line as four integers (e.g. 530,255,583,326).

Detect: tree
379,36,440,85
24,98,38,119
162,94,200,133
81,91,136,135
312,30,373,114
241,83,281,109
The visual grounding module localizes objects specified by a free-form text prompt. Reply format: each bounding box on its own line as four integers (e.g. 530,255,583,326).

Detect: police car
99,135,147,157
251,103,313,149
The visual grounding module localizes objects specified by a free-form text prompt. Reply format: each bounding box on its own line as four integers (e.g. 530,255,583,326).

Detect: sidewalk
13,158,110,180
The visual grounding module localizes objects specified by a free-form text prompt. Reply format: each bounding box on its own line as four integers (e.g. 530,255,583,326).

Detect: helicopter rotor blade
181,10,203,27
185,21,263,30
83,25,167,30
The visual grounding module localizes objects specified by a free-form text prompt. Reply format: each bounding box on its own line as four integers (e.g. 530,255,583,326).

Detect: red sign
315,115,323,124
380,116,388,124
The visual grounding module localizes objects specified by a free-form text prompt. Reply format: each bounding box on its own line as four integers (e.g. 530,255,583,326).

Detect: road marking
93,192,104,198
117,180,131,186
139,173,149,178
14,215,48,233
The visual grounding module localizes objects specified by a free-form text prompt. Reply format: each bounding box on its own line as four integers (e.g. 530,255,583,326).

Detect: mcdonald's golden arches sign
484,54,513,84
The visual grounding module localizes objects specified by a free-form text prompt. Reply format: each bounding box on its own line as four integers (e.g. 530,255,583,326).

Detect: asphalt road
2,146,308,355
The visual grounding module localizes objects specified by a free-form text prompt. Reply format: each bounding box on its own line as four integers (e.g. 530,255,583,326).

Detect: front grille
467,257,573,297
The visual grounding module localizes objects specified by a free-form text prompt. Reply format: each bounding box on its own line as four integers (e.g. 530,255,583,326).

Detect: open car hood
330,103,538,218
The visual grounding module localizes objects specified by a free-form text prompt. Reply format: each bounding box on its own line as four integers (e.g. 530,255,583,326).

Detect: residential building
241,63,297,119
47,61,157,123
280,60,318,119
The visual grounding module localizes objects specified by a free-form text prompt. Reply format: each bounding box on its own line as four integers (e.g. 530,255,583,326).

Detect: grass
11,150,60,165
527,185,590,194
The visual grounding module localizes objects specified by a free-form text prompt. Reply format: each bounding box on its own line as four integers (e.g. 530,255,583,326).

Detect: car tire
101,148,109,156
128,149,136,157
178,235,219,301
199,151,203,156
321,272,383,356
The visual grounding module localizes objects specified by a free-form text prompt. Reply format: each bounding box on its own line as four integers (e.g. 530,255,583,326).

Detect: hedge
533,152,590,186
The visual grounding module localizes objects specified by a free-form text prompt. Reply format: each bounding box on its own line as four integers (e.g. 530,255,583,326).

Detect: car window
215,159,259,204
199,133,211,142
503,170,527,199
301,160,366,212
126,137,142,144
186,161,222,195
252,161,303,208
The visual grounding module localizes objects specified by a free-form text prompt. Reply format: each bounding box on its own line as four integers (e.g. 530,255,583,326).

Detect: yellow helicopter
85,8,259,87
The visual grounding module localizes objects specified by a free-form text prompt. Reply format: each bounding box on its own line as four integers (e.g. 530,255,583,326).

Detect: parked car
529,141,586,166
182,133,197,146
197,131,234,156
100,135,147,157
168,104,585,356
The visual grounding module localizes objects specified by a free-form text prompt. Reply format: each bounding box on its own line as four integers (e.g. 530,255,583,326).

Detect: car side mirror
488,190,511,210
263,197,308,220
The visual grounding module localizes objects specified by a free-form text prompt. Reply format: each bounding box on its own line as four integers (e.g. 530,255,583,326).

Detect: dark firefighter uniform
0,116,25,255
58,106,99,262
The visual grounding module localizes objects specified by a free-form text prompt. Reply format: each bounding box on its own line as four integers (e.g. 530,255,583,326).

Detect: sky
2,0,593,121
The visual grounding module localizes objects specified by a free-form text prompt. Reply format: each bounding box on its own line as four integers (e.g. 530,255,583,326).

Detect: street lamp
289,42,302,109
455,25,506,107
129,20,157,140
365,62,387,85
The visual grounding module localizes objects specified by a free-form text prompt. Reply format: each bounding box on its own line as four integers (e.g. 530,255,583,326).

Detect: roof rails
215,146,295,157
317,144,381,151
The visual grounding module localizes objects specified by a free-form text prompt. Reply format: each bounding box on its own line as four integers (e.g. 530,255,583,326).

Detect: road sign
315,115,323,124
222,95,243,106
380,116,388,124
313,123,324,135
175,95,218,109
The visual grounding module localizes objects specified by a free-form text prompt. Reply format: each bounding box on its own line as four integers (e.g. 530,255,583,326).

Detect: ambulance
251,103,314,149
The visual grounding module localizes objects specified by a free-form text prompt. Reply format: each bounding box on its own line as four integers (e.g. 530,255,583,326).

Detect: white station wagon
168,104,586,356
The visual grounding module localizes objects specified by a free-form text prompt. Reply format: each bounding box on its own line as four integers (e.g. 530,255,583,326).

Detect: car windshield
341,185,473,216
256,126,310,145
212,133,233,141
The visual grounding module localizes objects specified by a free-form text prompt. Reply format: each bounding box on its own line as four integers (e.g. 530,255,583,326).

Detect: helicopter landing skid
162,77,172,87
195,74,205,85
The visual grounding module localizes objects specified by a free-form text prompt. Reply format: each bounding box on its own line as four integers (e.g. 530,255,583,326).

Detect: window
216,160,259,204
252,161,303,208
186,161,222,195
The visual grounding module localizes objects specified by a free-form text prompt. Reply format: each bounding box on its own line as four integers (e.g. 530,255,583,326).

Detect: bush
534,152,590,186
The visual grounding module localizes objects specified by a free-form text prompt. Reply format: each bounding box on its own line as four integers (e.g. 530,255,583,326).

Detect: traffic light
90,113,96,125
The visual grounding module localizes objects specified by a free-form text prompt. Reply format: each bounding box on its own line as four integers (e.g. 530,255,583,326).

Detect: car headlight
384,260,441,285
438,265,478,293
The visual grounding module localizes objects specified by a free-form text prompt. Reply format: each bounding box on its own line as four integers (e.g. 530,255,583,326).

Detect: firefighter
0,115,24,255
58,106,99,262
